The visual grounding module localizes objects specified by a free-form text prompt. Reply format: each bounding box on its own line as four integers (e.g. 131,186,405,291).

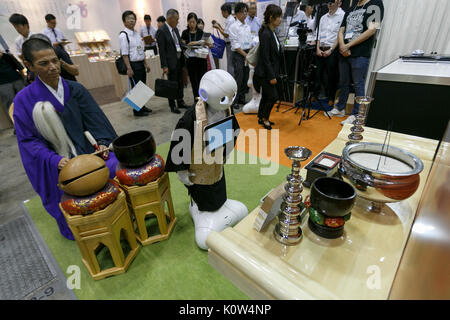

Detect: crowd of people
282,0,384,127
128,0,382,129
203,0,383,129
0,13,79,117
1,0,385,124
0,0,383,239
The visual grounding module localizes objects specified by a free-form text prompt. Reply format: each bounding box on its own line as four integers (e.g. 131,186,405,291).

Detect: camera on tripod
296,21,311,45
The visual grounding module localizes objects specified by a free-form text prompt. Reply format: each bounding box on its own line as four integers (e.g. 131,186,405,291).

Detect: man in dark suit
156,9,189,114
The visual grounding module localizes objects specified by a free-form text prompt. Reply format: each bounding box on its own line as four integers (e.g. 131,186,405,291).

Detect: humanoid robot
165,69,248,250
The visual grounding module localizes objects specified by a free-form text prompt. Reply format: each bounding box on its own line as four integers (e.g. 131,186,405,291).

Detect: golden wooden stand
115,172,176,246
60,191,140,280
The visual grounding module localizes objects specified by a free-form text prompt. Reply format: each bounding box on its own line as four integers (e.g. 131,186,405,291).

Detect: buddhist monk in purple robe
13,35,118,240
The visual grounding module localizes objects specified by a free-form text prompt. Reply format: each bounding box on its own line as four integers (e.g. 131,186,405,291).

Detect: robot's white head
198,69,237,111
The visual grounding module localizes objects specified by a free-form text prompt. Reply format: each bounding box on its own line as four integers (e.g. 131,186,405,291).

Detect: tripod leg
282,104,297,113
309,100,332,120
307,99,311,119
304,88,313,120
298,107,306,126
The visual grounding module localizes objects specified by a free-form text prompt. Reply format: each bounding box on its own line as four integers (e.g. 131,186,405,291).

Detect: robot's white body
243,35,261,114
178,69,248,250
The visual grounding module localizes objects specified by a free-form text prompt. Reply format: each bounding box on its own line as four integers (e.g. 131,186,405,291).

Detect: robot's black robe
165,105,239,211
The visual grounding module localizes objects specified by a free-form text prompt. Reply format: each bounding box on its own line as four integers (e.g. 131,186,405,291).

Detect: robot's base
189,199,248,250
243,94,261,114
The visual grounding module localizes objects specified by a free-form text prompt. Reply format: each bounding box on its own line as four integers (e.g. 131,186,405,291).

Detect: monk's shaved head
22,36,54,65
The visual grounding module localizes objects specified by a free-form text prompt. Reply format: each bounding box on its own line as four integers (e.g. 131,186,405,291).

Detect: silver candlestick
347,96,374,146
274,146,312,246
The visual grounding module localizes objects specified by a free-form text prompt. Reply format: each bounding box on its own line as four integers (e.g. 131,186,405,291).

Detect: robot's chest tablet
203,115,236,154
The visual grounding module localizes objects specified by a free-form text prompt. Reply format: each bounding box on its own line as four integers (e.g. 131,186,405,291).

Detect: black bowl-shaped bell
310,177,356,217
113,130,156,168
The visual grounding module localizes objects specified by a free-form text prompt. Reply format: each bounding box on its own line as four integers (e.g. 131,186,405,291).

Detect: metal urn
340,142,424,213
274,146,312,245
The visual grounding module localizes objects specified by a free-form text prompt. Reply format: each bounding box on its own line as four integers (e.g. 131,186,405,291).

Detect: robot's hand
177,170,196,186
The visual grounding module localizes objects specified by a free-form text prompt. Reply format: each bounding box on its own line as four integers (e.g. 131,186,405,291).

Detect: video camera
296,21,310,44
289,20,311,45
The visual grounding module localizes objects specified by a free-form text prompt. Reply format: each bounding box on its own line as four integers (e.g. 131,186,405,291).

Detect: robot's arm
177,170,196,186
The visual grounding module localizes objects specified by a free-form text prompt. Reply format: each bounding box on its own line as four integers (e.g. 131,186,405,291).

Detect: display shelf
74,30,110,43
72,30,113,61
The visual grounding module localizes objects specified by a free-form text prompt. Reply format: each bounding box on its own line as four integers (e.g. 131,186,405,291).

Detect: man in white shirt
213,3,236,76
315,0,345,110
245,2,262,35
9,13,34,59
42,14,67,48
140,14,158,56
304,4,317,45
119,10,152,117
229,2,253,109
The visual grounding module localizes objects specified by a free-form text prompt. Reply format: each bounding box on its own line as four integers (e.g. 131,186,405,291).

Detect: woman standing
181,12,210,100
254,4,283,130
119,10,151,117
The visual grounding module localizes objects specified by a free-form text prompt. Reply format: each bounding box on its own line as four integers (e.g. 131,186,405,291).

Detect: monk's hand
177,170,195,186
99,145,109,160
58,157,70,170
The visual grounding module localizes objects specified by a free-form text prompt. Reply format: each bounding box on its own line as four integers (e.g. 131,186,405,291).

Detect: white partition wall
369,0,450,72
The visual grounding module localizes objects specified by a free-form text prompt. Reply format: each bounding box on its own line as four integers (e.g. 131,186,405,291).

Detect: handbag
155,73,180,100
115,31,129,75
194,48,209,59
210,30,226,59
246,43,259,67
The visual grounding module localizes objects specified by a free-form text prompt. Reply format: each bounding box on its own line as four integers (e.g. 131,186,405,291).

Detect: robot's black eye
220,96,226,102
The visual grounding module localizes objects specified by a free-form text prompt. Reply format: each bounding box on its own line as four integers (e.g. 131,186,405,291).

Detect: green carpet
24,143,290,300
